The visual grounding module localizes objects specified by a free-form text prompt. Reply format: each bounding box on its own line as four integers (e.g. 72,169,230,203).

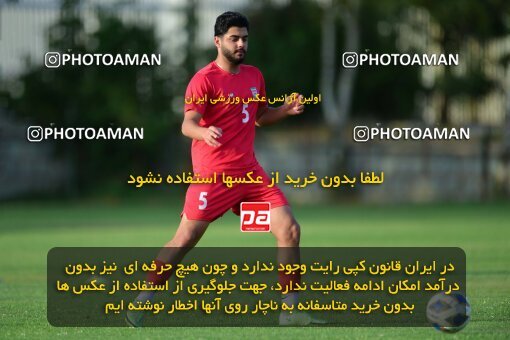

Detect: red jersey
184,61,267,174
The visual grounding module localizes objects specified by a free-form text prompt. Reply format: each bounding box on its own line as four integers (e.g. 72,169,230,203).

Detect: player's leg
269,205,302,311
148,178,240,282
240,167,314,325
270,205,302,316
155,213,209,261
270,204,300,247
127,180,240,327
270,205,300,282
126,215,209,327
270,205,325,325
243,165,326,325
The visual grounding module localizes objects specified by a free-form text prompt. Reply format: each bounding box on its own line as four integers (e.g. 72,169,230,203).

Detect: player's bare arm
181,110,223,147
255,94,305,127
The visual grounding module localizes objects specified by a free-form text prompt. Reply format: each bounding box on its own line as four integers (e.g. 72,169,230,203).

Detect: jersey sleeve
258,70,268,110
184,72,211,115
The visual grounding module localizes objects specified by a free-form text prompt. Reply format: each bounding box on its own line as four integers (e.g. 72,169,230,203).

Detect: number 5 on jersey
241,103,249,123
198,191,208,210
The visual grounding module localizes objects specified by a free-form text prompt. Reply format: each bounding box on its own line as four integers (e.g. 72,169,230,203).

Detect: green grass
1,200,509,339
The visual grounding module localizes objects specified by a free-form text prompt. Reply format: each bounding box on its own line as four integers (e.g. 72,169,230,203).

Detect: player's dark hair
214,11,249,36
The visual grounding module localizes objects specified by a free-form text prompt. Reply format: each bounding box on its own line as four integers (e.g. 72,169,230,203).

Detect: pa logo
240,202,270,232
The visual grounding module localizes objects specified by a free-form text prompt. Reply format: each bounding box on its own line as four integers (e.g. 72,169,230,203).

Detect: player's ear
214,36,221,48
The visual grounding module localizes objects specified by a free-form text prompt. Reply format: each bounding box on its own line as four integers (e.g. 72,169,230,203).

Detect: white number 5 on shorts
198,191,208,210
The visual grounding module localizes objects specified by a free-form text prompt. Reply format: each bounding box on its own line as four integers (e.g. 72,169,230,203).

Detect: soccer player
127,11,321,327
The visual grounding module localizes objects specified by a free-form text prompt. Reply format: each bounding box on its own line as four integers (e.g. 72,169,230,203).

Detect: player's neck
214,58,240,75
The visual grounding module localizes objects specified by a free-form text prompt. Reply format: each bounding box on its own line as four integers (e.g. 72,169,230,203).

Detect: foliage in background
350,0,422,121
2,0,509,198
8,1,176,193
410,0,510,123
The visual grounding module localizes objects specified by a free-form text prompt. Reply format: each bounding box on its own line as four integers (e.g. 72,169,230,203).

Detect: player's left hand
284,92,305,115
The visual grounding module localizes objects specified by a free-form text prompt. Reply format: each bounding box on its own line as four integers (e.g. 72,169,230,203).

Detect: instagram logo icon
27,126,44,142
353,126,370,142
45,52,61,68
342,52,358,68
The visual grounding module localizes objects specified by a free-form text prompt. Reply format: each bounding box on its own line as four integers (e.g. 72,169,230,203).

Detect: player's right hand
201,126,223,147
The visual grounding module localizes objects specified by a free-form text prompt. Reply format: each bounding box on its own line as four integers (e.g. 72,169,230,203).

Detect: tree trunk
319,0,360,130
320,1,339,127
336,0,360,128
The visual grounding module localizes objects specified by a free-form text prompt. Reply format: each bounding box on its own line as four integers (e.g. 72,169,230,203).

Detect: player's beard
221,45,246,65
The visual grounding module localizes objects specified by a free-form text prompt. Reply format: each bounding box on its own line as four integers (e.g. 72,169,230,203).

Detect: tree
412,0,510,124
10,0,176,194
243,0,323,125
319,0,360,129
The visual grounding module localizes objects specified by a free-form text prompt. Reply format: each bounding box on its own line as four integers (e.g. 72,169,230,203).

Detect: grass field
1,199,509,339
